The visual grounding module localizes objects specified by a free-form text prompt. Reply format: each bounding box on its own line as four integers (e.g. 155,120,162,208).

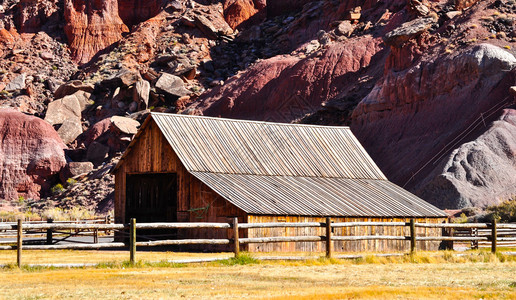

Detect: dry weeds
0,251,515,299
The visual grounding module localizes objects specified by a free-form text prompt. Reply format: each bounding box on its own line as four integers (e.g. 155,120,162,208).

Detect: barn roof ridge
149,112,352,129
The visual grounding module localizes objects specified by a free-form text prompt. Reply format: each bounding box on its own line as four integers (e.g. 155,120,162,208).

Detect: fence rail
1,218,515,267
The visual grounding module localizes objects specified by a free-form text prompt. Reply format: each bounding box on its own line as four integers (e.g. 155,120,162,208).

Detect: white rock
5,74,26,92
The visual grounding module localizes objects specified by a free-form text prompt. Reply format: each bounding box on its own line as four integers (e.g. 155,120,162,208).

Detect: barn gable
115,113,446,218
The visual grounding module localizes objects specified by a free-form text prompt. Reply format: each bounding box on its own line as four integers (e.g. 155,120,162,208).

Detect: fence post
325,217,332,258
491,219,497,254
94,228,99,244
448,227,454,250
130,218,136,264
17,219,22,268
46,219,53,245
106,215,112,235
233,217,240,258
410,218,416,253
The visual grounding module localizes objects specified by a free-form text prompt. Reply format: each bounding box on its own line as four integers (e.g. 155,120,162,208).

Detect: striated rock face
351,43,516,209
190,35,385,122
64,0,129,64
0,109,66,200
418,109,516,209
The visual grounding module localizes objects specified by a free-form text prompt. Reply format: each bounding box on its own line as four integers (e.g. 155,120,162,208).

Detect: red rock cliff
64,0,129,64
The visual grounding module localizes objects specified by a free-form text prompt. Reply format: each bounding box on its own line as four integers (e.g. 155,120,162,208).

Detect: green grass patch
215,253,259,266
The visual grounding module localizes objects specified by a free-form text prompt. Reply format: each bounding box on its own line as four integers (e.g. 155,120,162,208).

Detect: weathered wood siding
247,215,446,252
114,119,247,249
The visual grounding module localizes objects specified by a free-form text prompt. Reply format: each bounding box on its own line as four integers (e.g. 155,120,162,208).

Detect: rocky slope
0,0,516,213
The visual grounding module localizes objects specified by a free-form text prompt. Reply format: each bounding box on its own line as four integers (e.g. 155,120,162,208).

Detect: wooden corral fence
1,218,516,267
0,217,113,245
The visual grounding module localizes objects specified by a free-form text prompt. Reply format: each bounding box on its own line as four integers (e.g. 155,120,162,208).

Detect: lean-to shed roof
116,113,446,217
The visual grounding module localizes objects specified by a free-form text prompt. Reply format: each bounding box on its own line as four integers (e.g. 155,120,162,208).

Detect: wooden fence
0,217,112,245
1,218,516,267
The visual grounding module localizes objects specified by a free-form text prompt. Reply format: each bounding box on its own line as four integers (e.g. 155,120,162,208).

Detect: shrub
51,183,65,194
66,178,77,187
486,197,516,222
17,195,25,206
68,207,96,220
452,213,468,224
41,207,65,220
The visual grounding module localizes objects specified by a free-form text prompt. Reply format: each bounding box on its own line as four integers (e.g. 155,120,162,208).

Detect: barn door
125,173,177,224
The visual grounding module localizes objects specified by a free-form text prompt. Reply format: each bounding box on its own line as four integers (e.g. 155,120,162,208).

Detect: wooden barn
113,113,447,252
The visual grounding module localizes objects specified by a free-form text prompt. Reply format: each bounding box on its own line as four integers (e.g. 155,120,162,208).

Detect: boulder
44,95,82,126
223,0,263,29
167,0,184,11
155,73,190,97
383,17,435,47
110,116,140,135
57,118,83,144
100,68,141,88
43,91,89,145
60,161,94,182
5,74,26,92
335,21,354,37
194,14,233,40
194,15,220,39
54,80,94,99
445,11,461,20
0,109,66,200
455,0,480,10
86,141,110,166
72,91,94,112
40,51,54,60
134,80,150,108
84,118,112,146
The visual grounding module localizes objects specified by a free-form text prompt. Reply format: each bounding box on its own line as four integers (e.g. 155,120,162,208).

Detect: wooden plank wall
247,215,446,252
114,119,247,250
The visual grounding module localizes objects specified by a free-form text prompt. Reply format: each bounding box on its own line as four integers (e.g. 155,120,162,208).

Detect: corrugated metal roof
117,113,445,217
191,172,446,217
152,113,386,179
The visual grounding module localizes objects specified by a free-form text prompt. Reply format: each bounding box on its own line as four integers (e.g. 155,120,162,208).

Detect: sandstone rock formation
64,0,129,64
0,109,66,200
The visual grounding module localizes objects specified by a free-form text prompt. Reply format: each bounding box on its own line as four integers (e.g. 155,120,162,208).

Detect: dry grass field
0,250,515,299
